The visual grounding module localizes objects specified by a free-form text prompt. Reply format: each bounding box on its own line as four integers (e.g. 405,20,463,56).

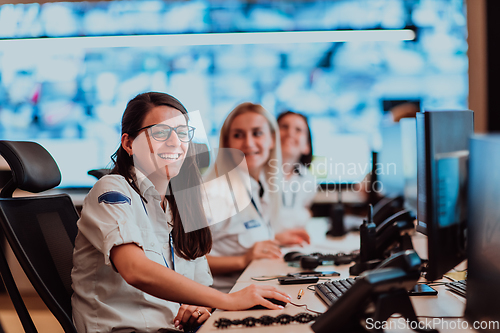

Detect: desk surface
11,187,365,209
198,219,473,333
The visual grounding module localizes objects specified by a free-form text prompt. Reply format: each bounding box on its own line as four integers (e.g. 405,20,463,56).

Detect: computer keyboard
314,277,357,306
446,280,466,298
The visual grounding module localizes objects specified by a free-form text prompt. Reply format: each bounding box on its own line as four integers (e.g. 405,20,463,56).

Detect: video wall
0,0,468,187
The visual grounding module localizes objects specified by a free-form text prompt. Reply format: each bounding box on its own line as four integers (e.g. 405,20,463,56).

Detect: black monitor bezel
417,110,473,281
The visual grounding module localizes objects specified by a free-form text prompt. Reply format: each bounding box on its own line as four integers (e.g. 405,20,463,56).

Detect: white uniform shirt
274,164,317,233
206,173,273,292
71,169,213,333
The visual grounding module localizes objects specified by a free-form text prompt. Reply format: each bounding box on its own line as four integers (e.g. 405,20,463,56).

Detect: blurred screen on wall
0,0,468,187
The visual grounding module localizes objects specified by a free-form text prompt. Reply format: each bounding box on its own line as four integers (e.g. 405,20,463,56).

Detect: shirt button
150,242,155,247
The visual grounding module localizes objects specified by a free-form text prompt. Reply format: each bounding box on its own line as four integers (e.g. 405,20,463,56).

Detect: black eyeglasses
136,123,196,143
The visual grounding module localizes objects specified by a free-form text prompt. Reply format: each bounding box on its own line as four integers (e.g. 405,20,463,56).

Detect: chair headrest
0,141,61,196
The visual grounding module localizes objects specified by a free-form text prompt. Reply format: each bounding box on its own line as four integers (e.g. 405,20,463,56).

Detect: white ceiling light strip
0,29,415,51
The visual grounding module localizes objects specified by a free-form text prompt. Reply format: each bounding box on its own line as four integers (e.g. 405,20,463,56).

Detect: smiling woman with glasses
71,92,290,333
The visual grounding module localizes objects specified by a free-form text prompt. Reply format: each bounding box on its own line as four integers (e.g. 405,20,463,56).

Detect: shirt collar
132,167,161,200
296,163,307,177
249,172,267,198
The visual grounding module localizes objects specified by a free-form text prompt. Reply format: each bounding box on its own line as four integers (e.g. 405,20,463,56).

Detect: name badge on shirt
244,220,261,229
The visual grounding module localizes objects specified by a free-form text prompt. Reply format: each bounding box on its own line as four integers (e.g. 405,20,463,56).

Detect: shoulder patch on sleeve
98,191,131,205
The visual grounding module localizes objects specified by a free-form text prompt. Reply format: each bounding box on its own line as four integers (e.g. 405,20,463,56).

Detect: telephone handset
350,206,416,276
375,209,415,256
376,209,414,236
372,195,405,226
312,250,437,333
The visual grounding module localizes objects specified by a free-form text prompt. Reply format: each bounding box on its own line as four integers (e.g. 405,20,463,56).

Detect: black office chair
0,140,79,333
193,142,211,172
87,168,111,180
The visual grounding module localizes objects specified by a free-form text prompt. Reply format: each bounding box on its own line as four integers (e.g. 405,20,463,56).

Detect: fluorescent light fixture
0,30,415,51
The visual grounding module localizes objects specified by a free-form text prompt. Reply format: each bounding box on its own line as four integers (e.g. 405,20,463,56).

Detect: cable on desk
416,281,448,286
213,312,319,329
289,301,324,315
250,275,283,281
417,315,465,319
251,276,337,282
306,284,316,292
391,314,464,319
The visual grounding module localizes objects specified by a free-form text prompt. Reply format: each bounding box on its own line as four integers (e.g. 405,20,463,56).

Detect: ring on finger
196,309,203,318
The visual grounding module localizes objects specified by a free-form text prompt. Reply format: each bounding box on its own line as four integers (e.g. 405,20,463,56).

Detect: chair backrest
0,140,79,333
193,142,210,171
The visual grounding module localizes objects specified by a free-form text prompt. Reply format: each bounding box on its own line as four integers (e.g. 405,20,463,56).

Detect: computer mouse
283,251,305,262
300,255,321,269
248,298,288,310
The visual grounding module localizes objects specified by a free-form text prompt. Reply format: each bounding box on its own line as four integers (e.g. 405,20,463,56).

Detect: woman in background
275,111,317,233
71,93,290,333
205,103,310,292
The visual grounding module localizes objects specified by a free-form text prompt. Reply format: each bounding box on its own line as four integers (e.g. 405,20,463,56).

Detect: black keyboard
314,277,357,306
446,280,466,298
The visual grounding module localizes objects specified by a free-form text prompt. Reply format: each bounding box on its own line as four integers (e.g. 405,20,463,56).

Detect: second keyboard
314,278,357,306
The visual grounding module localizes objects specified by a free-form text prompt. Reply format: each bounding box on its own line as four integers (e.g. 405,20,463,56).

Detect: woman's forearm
206,254,248,275
111,243,232,309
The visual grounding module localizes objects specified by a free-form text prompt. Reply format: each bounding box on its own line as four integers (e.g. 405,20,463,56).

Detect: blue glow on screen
0,0,468,187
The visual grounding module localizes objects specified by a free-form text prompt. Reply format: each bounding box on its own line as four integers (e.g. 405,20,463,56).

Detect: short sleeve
77,176,145,267
193,256,213,287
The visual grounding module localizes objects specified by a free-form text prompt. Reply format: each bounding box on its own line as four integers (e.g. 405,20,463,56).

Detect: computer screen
400,118,417,214
465,135,500,330
416,110,473,281
0,0,468,188
377,123,405,197
310,134,371,185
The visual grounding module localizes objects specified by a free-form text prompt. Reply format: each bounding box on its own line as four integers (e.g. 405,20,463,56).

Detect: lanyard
162,233,176,271
250,197,263,219
163,233,181,306
250,194,273,239
137,188,176,271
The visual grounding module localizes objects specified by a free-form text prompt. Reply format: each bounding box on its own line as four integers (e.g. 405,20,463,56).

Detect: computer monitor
377,123,405,197
416,110,473,281
310,133,371,185
400,118,417,214
465,135,500,330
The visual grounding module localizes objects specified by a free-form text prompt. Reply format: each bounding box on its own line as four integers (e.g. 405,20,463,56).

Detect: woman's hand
244,240,282,266
174,305,212,330
275,228,311,246
224,284,291,310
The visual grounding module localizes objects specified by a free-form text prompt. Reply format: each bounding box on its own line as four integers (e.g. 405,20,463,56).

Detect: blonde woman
205,103,310,292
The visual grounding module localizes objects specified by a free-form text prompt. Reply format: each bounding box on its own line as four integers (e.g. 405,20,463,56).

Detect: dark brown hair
277,110,313,167
111,92,212,260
